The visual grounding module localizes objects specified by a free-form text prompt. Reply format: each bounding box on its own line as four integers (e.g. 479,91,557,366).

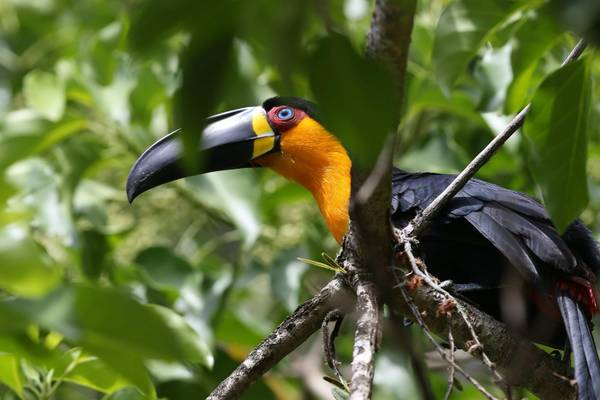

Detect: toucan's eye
277,107,294,121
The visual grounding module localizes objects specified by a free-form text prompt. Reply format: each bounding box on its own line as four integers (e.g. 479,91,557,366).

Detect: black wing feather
464,210,541,283
391,168,584,279
481,203,576,271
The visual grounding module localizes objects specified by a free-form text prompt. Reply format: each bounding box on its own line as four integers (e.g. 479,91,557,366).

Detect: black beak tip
126,177,141,204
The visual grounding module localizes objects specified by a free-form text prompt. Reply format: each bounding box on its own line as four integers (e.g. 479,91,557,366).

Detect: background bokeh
1,0,600,399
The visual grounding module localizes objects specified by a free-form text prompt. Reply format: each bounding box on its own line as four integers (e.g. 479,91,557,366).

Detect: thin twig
388,315,436,400
403,38,588,239
397,284,500,400
394,241,501,400
444,315,456,400
322,310,348,390
401,239,505,385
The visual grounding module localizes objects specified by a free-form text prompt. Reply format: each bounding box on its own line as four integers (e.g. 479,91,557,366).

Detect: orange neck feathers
255,118,351,243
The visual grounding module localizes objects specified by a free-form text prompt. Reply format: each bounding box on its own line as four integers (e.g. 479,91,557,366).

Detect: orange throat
255,118,351,243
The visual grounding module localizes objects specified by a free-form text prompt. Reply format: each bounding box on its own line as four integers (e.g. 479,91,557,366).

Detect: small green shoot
297,252,346,274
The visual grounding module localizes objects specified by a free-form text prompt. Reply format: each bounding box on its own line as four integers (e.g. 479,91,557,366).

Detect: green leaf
102,387,148,400
186,170,261,246
23,71,65,122
0,135,39,171
523,59,591,232
7,159,76,242
214,312,264,349
0,334,59,367
0,355,23,398
308,33,400,168
129,1,234,53
135,247,194,291
504,7,563,113
0,285,213,367
89,350,155,398
79,228,109,280
0,224,63,297
32,119,89,155
129,66,166,127
403,77,486,127
431,0,532,93
239,0,307,92
296,257,345,274
178,31,235,171
63,357,136,394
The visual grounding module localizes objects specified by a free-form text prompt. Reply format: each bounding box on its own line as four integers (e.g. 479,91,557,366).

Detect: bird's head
127,97,352,242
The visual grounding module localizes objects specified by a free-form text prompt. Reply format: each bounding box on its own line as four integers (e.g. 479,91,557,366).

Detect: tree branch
206,279,354,400
348,273,380,400
339,1,418,399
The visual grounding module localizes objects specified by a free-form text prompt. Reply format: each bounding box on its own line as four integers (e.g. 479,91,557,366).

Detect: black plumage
391,168,600,399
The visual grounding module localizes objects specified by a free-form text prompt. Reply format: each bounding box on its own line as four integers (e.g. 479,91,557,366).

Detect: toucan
127,96,600,399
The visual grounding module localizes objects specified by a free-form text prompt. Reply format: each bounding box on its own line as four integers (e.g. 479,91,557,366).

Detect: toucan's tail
557,289,600,400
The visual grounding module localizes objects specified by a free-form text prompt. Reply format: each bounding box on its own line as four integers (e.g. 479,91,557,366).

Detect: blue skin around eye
278,108,293,120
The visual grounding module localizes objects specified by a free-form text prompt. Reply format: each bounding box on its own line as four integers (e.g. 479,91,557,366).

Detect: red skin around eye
267,106,306,132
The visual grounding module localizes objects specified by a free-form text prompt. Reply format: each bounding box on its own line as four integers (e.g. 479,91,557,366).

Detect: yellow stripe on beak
251,109,275,159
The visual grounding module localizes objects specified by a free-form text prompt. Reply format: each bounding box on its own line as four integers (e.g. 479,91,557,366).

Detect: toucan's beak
126,106,278,203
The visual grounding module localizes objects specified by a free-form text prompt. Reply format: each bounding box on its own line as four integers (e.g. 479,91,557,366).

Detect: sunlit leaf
32,119,89,154
63,357,135,394
0,285,213,367
523,59,591,232
0,355,23,398
504,7,563,113
23,71,65,122
186,170,261,246
0,224,62,297
130,66,167,127
0,335,58,367
7,159,76,242
431,0,532,93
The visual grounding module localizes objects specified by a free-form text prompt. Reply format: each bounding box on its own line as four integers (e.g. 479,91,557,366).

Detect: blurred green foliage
0,0,599,399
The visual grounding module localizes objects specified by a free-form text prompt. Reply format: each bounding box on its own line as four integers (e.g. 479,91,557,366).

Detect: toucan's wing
391,169,586,283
